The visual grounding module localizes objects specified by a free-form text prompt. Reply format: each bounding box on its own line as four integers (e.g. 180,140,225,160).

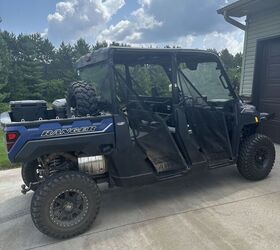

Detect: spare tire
66,81,98,117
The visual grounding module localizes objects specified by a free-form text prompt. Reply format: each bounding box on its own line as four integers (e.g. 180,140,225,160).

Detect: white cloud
138,0,152,7
203,30,244,54
97,4,162,43
131,8,162,30
137,0,234,41
97,0,236,45
45,0,244,55
97,20,134,42
175,35,194,48
47,0,125,44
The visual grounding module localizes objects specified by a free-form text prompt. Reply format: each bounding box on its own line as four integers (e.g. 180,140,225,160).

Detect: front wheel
31,171,101,239
237,134,275,181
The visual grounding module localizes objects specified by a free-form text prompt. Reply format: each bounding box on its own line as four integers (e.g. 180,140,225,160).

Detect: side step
156,169,188,181
209,159,235,169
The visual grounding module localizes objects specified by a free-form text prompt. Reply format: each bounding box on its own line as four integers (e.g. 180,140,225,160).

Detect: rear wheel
21,155,71,191
66,81,98,117
31,171,101,239
237,134,275,181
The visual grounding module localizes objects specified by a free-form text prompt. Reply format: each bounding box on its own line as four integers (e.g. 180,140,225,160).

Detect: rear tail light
6,131,19,151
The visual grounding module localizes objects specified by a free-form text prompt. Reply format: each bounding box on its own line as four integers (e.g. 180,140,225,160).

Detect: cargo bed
0,109,115,163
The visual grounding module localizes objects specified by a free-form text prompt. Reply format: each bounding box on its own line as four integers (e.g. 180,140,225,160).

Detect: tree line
0,30,242,106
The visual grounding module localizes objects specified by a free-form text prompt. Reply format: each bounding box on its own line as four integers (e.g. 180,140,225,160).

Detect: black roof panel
76,47,218,69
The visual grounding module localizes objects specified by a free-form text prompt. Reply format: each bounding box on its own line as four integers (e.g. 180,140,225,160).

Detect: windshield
178,61,233,102
79,62,111,104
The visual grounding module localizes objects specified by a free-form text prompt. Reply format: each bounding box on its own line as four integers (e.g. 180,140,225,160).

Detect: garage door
257,38,280,143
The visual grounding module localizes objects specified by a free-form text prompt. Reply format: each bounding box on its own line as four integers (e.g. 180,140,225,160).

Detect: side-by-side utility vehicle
0,48,275,238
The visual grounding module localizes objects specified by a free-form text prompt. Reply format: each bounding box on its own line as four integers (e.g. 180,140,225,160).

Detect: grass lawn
0,130,19,170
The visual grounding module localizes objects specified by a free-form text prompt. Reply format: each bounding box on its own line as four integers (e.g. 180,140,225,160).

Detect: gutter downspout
223,10,246,30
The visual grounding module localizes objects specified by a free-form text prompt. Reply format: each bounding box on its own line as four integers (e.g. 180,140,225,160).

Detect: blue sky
0,0,138,35
0,0,244,54
0,0,58,34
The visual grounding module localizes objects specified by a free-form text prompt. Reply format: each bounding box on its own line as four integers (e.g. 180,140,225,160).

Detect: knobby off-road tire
21,161,42,191
31,171,101,239
237,133,275,181
66,81,97,117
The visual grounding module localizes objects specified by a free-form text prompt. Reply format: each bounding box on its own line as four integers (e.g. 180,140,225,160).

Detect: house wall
240,6,280,96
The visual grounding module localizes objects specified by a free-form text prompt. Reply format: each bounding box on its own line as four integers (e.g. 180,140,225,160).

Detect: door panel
127,105,188,173
176,59,235,165
185,105,233,164
256,38,280,143
114,60,188,174
174,107,207,165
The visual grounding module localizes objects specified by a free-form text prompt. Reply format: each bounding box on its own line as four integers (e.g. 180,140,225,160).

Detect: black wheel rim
255,148,269,169
50,189,88,227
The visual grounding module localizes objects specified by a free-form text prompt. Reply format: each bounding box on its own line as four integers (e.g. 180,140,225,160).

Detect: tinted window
179,61,232,101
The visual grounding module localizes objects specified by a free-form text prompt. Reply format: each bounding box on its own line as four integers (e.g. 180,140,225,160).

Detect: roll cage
77,47,238,112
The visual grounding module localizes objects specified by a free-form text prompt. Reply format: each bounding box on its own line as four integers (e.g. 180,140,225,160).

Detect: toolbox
10,100,47,122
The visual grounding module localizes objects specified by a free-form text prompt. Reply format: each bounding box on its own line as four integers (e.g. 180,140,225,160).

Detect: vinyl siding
240,7,280,96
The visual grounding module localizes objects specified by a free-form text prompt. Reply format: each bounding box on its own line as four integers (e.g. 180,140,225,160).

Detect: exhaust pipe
78,156,107,175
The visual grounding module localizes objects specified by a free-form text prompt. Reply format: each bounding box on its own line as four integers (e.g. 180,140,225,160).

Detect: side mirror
186,61,198,71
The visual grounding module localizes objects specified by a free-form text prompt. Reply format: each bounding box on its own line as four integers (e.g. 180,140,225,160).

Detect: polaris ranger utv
0,47,275,239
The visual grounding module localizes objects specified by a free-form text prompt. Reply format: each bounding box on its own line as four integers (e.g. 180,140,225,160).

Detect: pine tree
73,38,91,61
16,34,44,99
220,49,234,70
93,41,108,51
1,31,22,101
53,42,77,89
0,32,11,102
